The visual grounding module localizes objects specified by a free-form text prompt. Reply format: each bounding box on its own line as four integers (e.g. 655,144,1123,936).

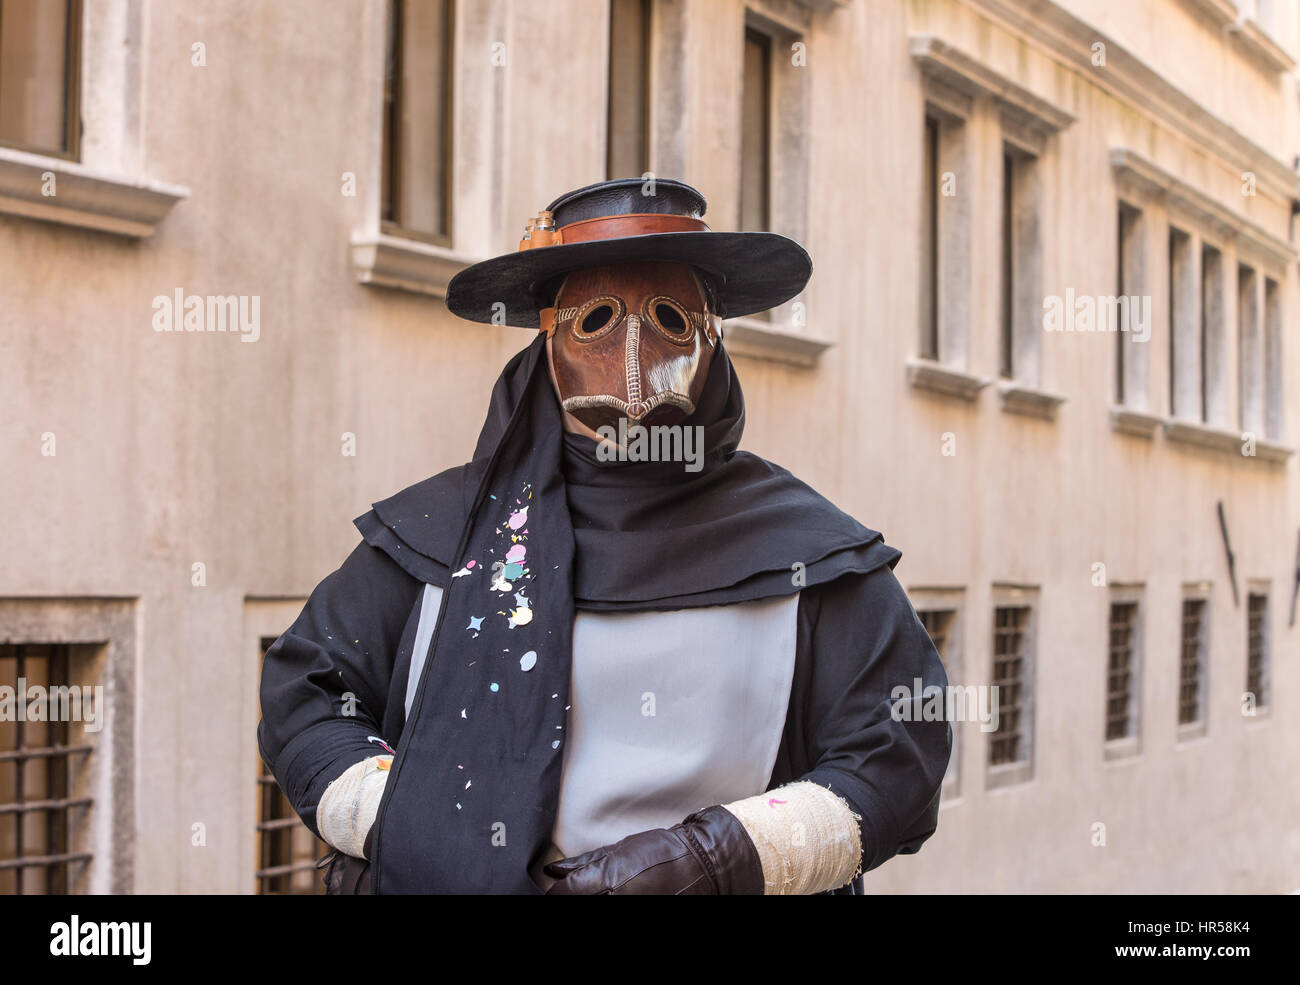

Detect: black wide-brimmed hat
444,178,811,328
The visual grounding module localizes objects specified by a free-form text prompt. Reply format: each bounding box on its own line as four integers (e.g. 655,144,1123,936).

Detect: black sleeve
777,566,952,874
256,541,422,838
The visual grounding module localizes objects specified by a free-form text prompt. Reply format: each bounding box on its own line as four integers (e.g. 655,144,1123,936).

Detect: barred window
1246,594,1268,710
990,606,1029,765
255,637,328,894
0,643,94,894
919,609,954,657
0,0,81,158
918,608,958,792
1106,602,1138,741
1178,598,1208,726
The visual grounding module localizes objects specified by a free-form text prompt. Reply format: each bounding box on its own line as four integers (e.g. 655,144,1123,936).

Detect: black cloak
257,336,951,893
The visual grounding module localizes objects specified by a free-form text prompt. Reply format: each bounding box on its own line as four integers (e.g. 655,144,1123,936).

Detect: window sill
1164,418,1245,455
1253,438,1294,463
350,231,481,298
906,358,991,401
1103,736,1142,763
985,761,1033,790
1110,405,1163,438
722,316,833,368
998,381,1066,421
0,147,188,238
1176,721,1208,744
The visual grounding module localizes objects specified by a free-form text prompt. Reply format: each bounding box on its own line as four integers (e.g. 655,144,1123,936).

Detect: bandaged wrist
721,781,862,895
317,755,391,859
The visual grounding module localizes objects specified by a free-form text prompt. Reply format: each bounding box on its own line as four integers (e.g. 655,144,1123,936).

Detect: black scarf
359,334,897,892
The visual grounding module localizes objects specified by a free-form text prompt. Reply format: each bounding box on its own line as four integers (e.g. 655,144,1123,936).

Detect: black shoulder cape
294,335,905,893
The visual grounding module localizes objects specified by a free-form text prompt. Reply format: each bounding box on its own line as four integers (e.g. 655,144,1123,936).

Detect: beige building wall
0,0,1295,892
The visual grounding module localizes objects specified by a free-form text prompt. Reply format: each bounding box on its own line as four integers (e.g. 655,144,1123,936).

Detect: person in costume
257,179,951,895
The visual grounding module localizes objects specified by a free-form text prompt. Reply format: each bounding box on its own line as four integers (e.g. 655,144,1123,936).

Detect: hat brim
444,230,812,328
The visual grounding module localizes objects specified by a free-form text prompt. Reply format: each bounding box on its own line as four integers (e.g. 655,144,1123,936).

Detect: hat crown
546,178,707,227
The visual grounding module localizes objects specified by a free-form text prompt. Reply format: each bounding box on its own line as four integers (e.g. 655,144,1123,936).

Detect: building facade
0,0,1295,893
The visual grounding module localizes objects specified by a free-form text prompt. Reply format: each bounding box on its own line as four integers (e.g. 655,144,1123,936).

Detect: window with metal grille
1106,602,1138,741
0,0,81,158
990,606,1029,765
918,608,958,792
919,609,954,659
1178,598,1207,726
255,637,328,894
0,643,93,894
1246,594,1268,710
381,0,454,245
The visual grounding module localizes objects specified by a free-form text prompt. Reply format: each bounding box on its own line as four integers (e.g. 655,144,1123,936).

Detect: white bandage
317,755,391,859
722,781,862,895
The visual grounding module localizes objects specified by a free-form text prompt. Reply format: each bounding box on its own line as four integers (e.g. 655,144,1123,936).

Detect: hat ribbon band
519,213,710,251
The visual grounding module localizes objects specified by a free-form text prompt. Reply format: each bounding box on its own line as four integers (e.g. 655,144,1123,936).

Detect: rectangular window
1116,203,1145,406
739,26,772,233
1105,602,1138,742
1263,277,1283,440
0,644,94,894
1178,598,1208,728
921,115,939,360
1000,148,1015,379
1246,593,1269,711
990,605,1030,766
1168,227,1196,418
1000,145,1040,381
382,0,454,245
256,637,327,894
917,100,969,366
606,0,652,179
0,0,81,158
1200,243,1225,425
1238,263,1262,435
918,607,959,795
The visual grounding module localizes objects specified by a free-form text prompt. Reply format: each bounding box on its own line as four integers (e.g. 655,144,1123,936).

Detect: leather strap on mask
538,306,557,337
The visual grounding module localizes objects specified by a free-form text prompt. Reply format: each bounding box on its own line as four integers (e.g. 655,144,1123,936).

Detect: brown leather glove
544,805,764,895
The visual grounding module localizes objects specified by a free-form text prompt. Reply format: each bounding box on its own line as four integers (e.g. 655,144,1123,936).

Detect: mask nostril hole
580,304,614,334
655,303,687,333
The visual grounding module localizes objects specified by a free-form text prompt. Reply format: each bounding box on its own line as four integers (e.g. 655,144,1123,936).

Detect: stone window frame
1110,147,1295,462
986,584,1039,791
351,0,505,299
907,35,1071,415
0,597,135,894
0,0,188,238
909,587,965,803
1109,199,1159,436
905,75,984,401
1176,582,1212,744
722,1,831,368
1103,584,1145,763
240,596,310,896
1243,581,1271,721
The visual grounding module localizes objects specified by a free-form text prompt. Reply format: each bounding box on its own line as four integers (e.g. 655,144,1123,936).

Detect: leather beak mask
545,261,720,433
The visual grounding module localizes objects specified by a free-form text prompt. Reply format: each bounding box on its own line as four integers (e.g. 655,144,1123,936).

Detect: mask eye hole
581,304,614,334
570,296,625,342
646,297,696,343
